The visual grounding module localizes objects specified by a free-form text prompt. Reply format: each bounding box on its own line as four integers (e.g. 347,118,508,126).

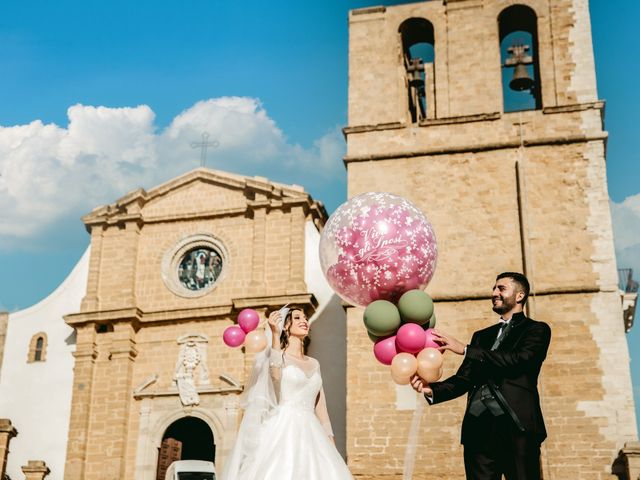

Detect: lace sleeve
315,371,334,438
269,350,284,402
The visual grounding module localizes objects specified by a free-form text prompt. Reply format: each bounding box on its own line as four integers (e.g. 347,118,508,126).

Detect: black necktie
491,320,512,350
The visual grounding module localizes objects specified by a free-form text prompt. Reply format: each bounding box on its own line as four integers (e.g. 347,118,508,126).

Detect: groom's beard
492,292,518,315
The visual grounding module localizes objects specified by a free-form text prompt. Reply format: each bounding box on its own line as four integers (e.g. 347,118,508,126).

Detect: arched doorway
156,416,215,480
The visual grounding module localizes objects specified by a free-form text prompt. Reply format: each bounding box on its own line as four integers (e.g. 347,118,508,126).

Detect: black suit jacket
429,311,551,445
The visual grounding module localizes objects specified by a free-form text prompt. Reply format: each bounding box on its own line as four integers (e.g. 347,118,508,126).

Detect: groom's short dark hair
496,272,530,305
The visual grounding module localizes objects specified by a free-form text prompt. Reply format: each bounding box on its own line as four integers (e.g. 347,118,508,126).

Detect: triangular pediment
83,167,322,228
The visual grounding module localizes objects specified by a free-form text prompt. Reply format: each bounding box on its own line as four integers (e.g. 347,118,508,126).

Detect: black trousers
463,412,542,480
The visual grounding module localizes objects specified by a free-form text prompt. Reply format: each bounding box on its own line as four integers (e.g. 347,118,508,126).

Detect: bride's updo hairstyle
279,306,310,352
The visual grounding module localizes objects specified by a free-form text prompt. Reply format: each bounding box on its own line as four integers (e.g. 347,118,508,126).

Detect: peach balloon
418,366,442,383
417,347,443,377
244,329,267,353
390,352,418,384
391,369,411,385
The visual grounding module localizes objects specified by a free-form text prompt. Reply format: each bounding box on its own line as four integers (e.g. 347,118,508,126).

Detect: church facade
0,169,347,480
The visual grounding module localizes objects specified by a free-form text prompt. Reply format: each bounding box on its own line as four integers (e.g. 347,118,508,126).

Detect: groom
411,272,551,480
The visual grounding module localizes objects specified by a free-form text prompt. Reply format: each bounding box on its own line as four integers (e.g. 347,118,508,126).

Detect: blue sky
1,1,639,427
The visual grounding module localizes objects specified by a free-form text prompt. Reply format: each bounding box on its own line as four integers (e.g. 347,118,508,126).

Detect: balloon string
402,392,424,480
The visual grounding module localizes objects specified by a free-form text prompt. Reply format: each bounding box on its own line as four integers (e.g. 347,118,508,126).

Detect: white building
0,248,90,480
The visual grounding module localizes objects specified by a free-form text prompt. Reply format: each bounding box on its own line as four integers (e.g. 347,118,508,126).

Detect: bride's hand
267,311,281,333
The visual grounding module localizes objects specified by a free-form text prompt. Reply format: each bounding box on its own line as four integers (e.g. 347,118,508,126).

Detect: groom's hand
410,375,433,396
431,329,466,355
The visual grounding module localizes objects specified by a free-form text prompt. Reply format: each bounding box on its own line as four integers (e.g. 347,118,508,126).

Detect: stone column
0,419,17,480
613,442,640,480
64,326,97,480
250,207,267,290
287,205,306,293
21,460,50,480
91,322,137,479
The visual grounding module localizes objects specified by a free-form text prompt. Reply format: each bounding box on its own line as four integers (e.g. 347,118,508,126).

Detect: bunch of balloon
222,308,268,353
318,192,443,385
367,290,444,385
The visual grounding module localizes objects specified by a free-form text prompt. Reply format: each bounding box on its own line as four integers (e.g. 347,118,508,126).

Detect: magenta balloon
237,308,260,333
396,323,427,354
424,328,440,349
318,192,438,307
223,326,246,348
373,336,398,365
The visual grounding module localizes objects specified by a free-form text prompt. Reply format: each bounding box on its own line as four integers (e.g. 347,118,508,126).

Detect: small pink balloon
223,325,246,348
424,328,440,349
237,309,260,333
373,336,398,366
396,323,426,354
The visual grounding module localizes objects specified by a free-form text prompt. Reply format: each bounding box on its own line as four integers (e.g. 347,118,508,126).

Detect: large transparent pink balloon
319,192,437,307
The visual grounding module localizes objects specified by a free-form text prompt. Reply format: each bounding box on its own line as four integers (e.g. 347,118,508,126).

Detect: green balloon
398,290,434,325
428,312,436,329
363,300,401,337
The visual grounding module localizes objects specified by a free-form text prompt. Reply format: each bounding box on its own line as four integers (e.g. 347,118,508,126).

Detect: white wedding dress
220,352,353,480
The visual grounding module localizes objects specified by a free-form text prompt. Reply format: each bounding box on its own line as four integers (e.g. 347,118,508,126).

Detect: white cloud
0,97,345,251
611,194,640,278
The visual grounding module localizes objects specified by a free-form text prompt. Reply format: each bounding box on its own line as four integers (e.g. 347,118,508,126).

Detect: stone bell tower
344,1,638,479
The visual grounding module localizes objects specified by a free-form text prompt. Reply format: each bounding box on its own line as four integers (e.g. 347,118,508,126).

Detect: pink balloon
237,308,260,333
424,328,440,349
373,336,398,365
319,192,438,307
396,323,426,354
223,326,246,348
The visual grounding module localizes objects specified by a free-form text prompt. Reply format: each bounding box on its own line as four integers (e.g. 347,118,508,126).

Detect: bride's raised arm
267,309,285,398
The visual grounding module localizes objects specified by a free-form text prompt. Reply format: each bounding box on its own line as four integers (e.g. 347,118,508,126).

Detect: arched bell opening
499,5,542,112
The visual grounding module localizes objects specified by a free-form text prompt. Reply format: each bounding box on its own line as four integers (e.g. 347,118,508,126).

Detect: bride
220,306,353,479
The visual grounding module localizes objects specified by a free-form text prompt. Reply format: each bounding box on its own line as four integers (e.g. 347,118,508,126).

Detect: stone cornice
133,384,243,399
232,293,318,313
350,6,386,16
82,168,327,230
343,133,608,164
64,293,318,327
0,419,17,437
341,285,617,309
343,102,605,138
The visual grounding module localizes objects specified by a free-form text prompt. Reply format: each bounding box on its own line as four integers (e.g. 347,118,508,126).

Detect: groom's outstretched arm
429,353,474,404
412,331,479,404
